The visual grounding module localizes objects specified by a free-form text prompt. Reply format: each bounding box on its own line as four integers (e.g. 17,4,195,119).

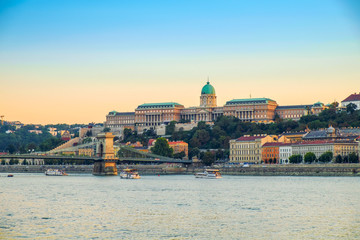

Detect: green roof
226,98,275,105
313,101,324,107
201,81,215,95
137,102,183,109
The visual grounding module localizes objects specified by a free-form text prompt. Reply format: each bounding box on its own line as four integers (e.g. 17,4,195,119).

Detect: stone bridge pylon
92,132,118,176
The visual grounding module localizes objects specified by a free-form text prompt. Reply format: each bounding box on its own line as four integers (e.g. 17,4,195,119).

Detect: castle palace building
105,81,328,134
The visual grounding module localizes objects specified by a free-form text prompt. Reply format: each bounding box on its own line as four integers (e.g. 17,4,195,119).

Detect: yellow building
333,141,358,157
229,135,278,163
278,132,307,143
135,102,184,127
224,98,278,123
78,148,94,157
168,141,188,157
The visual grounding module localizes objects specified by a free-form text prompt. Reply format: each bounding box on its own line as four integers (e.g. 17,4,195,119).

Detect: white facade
341,100,360,109
279,145,292,164
292,143,334,161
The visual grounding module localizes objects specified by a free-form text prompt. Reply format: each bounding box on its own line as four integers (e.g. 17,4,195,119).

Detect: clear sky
1,0,360,124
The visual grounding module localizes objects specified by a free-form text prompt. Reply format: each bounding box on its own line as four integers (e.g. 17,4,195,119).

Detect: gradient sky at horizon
1,0,360,124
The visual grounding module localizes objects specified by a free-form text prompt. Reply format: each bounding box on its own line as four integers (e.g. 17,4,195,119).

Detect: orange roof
168,141,187,145
236,136,266,141
262,142,291,147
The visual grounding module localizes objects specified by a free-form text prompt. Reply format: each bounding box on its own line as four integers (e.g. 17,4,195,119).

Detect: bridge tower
92,132,118,176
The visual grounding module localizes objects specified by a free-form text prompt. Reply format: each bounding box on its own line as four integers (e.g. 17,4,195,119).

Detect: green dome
201,81,215,95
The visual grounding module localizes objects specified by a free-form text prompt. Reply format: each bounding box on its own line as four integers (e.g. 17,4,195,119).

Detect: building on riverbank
229,135,278,163
262,142,292,164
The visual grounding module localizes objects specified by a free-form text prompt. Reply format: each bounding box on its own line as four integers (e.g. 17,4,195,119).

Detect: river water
1,174,359,239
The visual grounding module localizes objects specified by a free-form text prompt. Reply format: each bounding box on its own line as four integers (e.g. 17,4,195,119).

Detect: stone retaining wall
1,164,360,176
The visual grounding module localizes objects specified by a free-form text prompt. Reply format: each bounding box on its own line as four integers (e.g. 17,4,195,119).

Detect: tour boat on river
45,169,68,176
195,169,222,179
120,168,141,179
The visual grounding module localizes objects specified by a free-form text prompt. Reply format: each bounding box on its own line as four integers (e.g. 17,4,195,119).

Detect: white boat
45,169,68,176
195,169,222,179
120,168,141,179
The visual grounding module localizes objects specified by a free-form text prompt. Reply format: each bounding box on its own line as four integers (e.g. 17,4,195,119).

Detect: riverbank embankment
1,164,360,176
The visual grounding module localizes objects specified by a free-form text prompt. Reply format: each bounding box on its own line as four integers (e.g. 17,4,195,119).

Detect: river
1,174,359,239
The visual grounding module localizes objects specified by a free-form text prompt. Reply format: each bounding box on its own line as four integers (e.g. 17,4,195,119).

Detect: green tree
83,137,92,144
349,152,359,163
173,151,186,159
194,129,210,146
335,155,342,163
123,128,132,141
150,137,173,157
289,154,303,164
86,130,92,137
201,151,215,166
7,144,16,154
346,103,357,114
103,127,111,133
188,147,200,159
26,142,37,152
1,159,5,165
165,121,176,135
304,152,316,163
318,151,333,163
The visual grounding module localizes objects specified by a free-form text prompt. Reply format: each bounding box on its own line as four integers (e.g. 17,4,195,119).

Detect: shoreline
1,163,360,177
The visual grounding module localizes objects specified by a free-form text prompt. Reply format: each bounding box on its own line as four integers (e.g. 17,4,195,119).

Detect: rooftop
201,81,216,95
226,98,275,105
108,111,135,116
262,142,291,147
276,105,311,110
280,132,307,136
342,93,360,102
168,141,188,145
235,135,267,141
137,102,184,109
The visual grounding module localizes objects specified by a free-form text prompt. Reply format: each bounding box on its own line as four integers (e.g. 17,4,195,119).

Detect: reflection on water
1,174,360,239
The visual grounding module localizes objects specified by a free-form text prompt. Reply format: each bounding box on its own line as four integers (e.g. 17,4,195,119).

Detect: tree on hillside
173,151,186,159
151,137,173,157
289,154,303,164
165,121,176,135
318,151,333,163
188,147,200,159
346,103,357,114
201,151,215,166
349,152,359,163
304,152,316,163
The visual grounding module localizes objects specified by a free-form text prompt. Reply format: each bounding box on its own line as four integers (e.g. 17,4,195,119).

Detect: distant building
60,130,71,141
302,126,360,141
29,130,43,135
48,127,57,136
262,142,291,164
105,111,135,133
279,144,292,164
106,81,331,131
224,98,278,123
135,102,184,127
78,147,94,157
278,132,307,143
341,93,360,110
275,105,310,121
168,141,188,157
292,140,358,161
311,102,327,115
229,135,278,163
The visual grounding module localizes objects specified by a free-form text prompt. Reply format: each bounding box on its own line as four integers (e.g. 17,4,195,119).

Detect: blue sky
1,0,359,123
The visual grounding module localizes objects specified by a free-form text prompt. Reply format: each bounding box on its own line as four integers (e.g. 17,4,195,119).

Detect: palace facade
105,81,329,134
